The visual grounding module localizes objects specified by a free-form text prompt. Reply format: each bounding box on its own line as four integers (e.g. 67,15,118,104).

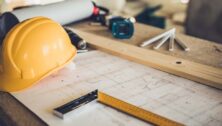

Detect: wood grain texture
75,30,222,89
73,22,222,68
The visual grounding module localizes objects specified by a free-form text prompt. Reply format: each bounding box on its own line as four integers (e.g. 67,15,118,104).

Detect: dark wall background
186,0,222,44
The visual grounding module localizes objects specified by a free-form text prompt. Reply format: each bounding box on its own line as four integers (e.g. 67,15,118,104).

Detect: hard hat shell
0,17,77,92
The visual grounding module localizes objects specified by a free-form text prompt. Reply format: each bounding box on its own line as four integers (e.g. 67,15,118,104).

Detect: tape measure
54,90,184,126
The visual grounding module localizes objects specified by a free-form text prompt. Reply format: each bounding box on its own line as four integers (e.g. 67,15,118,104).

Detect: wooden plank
73,22,222,68
75,30,222,89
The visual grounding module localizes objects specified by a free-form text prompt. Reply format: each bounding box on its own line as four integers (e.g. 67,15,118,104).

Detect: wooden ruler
98,91,184,126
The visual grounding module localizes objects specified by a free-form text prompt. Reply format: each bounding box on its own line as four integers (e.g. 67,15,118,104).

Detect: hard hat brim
0,52,77,92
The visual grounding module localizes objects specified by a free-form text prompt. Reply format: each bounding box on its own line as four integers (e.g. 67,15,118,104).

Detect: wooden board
74,30,222,89
73,22,222,68
12,51,222,126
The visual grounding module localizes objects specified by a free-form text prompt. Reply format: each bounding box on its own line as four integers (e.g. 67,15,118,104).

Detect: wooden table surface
0,22,222,126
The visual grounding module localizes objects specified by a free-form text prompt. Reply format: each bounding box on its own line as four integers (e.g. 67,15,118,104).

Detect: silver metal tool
139,28,190,52
54,90,98,119
153,34,170,50
175,37,190,52
140,28,175,47
169,32,175,51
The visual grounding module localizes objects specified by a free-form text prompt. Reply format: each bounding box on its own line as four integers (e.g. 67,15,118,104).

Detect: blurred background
0,0,222,44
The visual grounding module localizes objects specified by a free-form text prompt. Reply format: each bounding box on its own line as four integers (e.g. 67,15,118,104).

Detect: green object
112,21,134,39
109,17,134,39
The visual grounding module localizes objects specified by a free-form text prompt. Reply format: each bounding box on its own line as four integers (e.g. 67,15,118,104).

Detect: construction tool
175,37,190,51
153,33,171,50
64,27,88,50
139,28,190,52
107,16,135,39
169,32,175,51
91,4,136,39
140,28,175,47
54,90,184,126
54,90,98,119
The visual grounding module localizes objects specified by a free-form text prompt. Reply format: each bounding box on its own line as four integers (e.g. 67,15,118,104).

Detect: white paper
12,51,222,126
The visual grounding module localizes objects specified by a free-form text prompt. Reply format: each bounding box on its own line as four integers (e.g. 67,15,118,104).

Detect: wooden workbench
0,22,222,126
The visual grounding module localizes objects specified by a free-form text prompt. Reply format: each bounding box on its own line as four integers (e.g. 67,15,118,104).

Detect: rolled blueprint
12,0,94,25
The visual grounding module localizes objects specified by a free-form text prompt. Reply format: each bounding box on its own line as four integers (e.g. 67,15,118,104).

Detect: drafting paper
12,51,222,126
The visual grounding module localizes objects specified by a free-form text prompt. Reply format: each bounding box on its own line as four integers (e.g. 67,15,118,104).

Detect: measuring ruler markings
54,90,184,126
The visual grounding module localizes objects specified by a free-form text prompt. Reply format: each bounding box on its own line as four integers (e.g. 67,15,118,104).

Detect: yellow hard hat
0,17,77,92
